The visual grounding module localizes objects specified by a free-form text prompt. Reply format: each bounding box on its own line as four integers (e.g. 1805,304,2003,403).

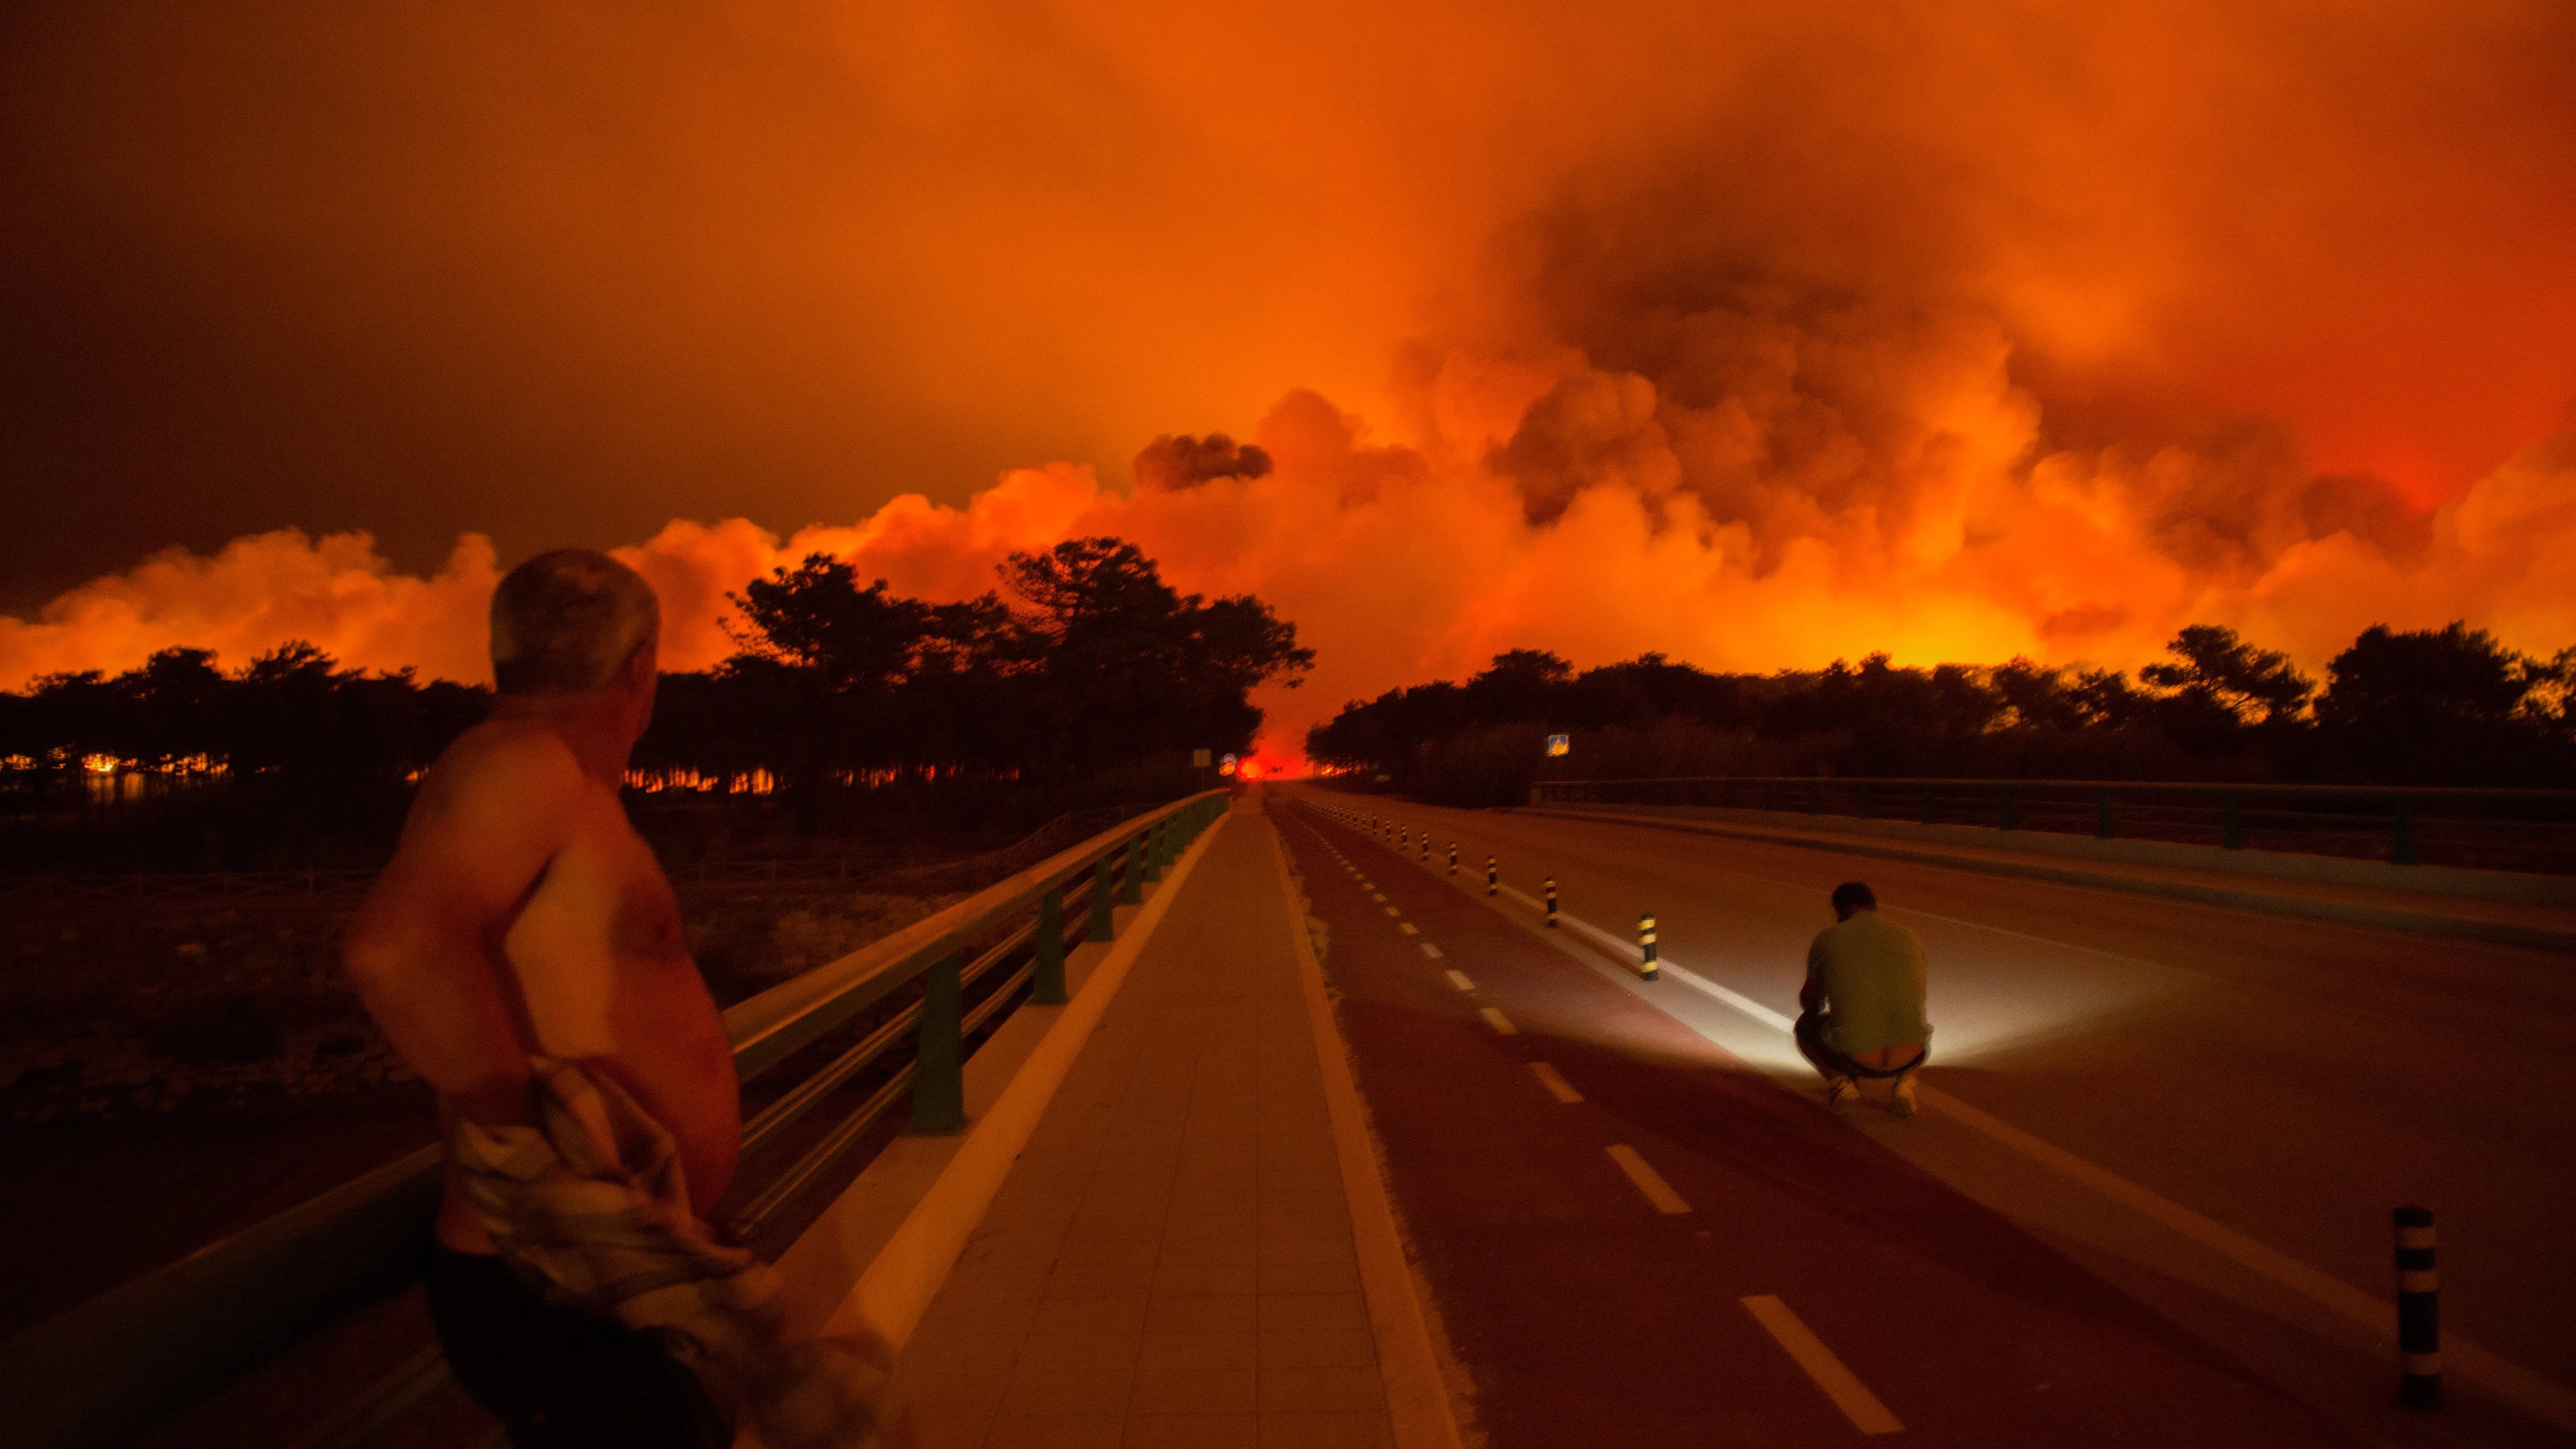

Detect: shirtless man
345,549,740,1446
1795,881,1931,1117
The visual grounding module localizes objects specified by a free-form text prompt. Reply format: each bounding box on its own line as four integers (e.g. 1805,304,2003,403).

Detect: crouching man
1795,881,1931,1117
343,548,899,1448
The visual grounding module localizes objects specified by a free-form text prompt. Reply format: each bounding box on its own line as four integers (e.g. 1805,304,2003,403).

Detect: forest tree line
0,537,1311,869
1306,623,2576,807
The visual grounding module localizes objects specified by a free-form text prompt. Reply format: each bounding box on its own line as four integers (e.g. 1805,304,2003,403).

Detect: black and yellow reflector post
1485,856,1498,897
1448,842,1458,875
2396,1206,2441,1408
1638,913,1659,980
1545,876,1559,928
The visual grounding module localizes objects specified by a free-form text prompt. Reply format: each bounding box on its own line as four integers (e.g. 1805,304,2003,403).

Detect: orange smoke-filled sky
5,1,2574,765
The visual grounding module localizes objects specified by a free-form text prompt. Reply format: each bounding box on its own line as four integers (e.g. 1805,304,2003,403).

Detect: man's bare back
347,711,738,1254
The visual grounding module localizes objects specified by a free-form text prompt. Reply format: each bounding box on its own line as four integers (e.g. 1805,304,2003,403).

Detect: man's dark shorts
425,1242,731,1449
1793,1010,1927,1080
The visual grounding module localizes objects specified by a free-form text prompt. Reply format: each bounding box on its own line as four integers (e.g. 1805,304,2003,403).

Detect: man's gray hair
489,549,660,695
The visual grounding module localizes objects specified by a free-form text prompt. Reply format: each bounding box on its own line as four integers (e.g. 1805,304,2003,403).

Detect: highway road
1267,785,2576,1447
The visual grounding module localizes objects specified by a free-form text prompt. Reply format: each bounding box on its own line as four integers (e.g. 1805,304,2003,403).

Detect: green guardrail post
2097,789,2115,839
2393,798,2416,865
2222,792,2243,850
1921,784,1936,826
1120,834,1145,905
1033,888,1068,1005
1089,857,1116,941
2000,789,2017,832
1143,821,1166,884
909,950,966,1134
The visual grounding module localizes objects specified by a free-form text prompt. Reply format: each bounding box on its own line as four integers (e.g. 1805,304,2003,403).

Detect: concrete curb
1519,806,2576,956
1265,803,1472,1449
781,806,1232,1350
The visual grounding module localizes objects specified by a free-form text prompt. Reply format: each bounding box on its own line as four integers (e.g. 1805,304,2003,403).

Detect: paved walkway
893,801,1400,1449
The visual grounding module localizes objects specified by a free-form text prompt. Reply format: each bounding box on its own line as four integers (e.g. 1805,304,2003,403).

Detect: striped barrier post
1486,856,1498,897
1545,876,1559,928
1033,887,1068,1005
2396,1207,2441,1408
1448,842,1457,875
1638,913,1659,981
1420,835,1430,863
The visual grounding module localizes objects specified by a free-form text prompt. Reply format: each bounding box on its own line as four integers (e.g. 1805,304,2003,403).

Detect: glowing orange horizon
2,3,2571,773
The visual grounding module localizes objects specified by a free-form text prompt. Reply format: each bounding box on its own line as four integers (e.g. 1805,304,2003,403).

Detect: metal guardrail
1530,776,2576,875
0,788,1231,1449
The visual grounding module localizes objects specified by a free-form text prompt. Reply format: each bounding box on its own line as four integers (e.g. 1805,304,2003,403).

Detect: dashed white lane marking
1605,1144,1690,1214
1740,1295,1903,1434
1443,968,1474,991
1484,883,2576,1432
1420,942,1445,960
1384,906,1402,918
1477,1005,1517,1036
1399,923,1420,936
1528,1062,1582,1104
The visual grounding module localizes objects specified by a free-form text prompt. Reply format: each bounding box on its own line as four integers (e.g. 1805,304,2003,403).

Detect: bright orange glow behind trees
3,3,2573,769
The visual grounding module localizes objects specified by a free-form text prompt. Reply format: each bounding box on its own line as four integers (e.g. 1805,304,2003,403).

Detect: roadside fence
0,788,1232,1449
1531,776,2576,876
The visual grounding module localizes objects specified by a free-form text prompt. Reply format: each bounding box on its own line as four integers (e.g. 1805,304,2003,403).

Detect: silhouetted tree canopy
1308,622,2574,802
1,536,1312,863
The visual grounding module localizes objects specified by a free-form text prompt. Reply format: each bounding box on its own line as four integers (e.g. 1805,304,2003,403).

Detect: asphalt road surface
1267,785,2575,1448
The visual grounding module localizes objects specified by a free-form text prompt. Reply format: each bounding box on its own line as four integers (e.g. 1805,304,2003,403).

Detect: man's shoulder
416,720,590,821
1821,913,1919,953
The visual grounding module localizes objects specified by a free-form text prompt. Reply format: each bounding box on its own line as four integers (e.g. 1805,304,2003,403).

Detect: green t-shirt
1805,911,1932,1054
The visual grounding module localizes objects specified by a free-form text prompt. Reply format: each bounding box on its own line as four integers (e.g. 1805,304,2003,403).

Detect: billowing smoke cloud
1132,434,1274,492
3,2,2573,767
9,385,2571,770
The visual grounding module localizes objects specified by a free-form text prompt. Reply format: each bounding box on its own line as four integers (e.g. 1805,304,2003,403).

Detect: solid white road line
1528,1061,1582,1103
1443,968,1474,992
1605,1144,1690,1214
1494,891,2576,1431
1420,942,1445,960
1477,1005,1518,1036
1740,1295,1903,1435
1399,923,1420,936
1502,886,1797,1029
